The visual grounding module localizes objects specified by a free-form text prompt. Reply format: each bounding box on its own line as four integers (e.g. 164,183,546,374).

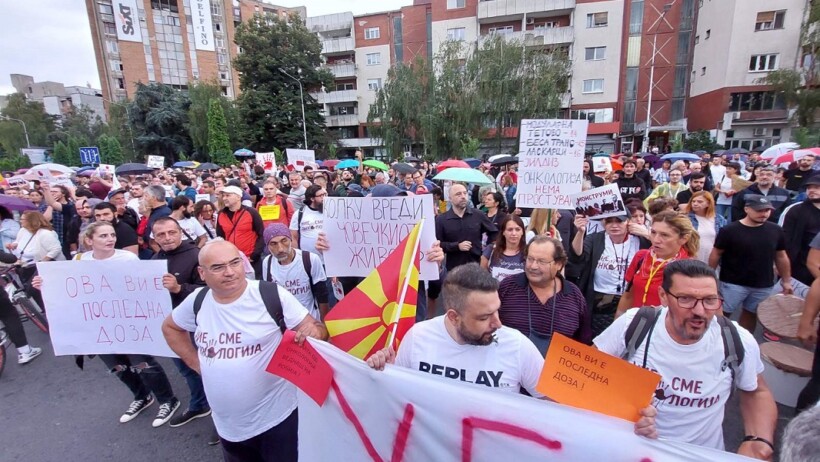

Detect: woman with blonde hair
616,210,699,315
525,208,561,243
686,191,727,263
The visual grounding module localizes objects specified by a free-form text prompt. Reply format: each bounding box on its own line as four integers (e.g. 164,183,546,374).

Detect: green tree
682,130,722,153
369,37,571,159
48,106,106,147
128,82,192,163
188,80,238,160
106,102,138,161
0,93,56,155
98,134,124,165
208,99,233,166
51,140,72,166
233,13,333,151
0,154,30,172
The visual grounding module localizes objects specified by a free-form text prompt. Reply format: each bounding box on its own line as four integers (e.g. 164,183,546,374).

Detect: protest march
1,126,819,462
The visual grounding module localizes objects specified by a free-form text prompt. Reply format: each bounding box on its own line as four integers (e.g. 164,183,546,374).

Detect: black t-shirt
676,189,695,206
615,176,647,202
113,219,139,250
785,168,814,191
714,221,786,288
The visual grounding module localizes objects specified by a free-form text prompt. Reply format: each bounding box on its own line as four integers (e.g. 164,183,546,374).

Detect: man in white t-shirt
162,241,327,460
163,195,207,247
289,184,325,260
594,260,776,459
262,224,328,320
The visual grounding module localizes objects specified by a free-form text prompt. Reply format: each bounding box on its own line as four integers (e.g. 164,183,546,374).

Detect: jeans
173,333,208,412
0,289,28,348
99,354,176,404
796,329,820,412
716,204,731,221
220,409,298,462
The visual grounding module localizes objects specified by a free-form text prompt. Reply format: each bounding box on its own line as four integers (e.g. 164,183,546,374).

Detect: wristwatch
742,436,774,451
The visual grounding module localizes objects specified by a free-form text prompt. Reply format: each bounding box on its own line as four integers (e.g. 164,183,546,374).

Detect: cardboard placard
265,330,333,406
570,184,626,220
258,204,281,221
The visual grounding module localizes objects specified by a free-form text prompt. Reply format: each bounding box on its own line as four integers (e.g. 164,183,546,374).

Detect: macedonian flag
325,221,422,360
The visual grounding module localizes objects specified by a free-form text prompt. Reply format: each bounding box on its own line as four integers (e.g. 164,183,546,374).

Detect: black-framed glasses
666,292,723,310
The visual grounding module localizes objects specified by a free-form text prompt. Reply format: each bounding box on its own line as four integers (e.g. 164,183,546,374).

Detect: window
584,46,606,61
695,35,699,44
215,22,221,32
586,12,608,28
116,78,125,89
103,22,117,35
367,78,382,91
755,11,786,31
366,53,381,65
151,0,179,13
166,15,181,26
110,59,123,71
98,3,114,15
729,91,787,111
447,27,466,41
749,54,778,71
701,67,706,76
215,38,224,48
570,108,614,123
335,83,355,91
365,27,380,40
488,26,514,36
107,40,119,54
447,0,465,9
220,72,228,80
582,79,604,93
705,29,710,39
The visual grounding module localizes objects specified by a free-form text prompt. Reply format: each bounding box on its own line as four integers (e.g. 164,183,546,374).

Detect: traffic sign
79,146,101,165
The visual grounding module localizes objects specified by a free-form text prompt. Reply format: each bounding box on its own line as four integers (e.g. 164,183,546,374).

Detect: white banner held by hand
286,149,315,172
256,152,277,173
36,260,177,357
570,184,626,220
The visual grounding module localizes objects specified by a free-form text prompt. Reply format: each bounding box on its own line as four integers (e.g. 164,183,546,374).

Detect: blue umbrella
173,161,196,168
234,148,255,157
336,159,360,170
463,158,481,168
661,152,701,162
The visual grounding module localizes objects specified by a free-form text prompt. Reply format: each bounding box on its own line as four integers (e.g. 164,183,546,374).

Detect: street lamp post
641,3,674,154
279,68,308,149
0,116,30,148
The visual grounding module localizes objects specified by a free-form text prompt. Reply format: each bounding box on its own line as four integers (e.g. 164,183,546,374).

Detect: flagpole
386,220,424,350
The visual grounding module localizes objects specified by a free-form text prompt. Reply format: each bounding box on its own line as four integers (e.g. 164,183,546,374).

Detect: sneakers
17,346,42,365
169,407,212,427
120,395,155,423
152,398,181,428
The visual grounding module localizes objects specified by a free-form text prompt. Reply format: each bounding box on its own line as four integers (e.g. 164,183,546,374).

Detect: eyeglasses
666,292,723,310
525,256,555,267
206,258,244,274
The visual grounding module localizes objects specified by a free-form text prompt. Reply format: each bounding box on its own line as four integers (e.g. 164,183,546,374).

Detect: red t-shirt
624,248,690,307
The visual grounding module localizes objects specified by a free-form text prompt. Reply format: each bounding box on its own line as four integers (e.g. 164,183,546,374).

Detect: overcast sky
0,0,410,96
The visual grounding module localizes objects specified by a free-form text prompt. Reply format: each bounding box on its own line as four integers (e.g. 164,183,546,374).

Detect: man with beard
107,188,140,231
290,184,326,260
435,183,498,271
643,169,686,207
784,154,817,193
93,202,139,255
781,175,820,286
167,196,208,248
675,172,707,208
333,169,356,197
216,186,265,278
731,165,792,222
595,260,775,458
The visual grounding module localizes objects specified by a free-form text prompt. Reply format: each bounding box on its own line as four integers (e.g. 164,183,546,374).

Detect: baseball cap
221,185,243,197
107,188,127,200
602,214,629,222
371,184,407,197
744,194,775,211
804,175,820,187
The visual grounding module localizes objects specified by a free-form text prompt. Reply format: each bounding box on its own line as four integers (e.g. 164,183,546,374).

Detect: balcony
307,12,354,34
479,26,574,47
311,89,358,104
324,62,357,79
322,37,355,55
478,0,576,21
339,138,382,148
326,114,359,126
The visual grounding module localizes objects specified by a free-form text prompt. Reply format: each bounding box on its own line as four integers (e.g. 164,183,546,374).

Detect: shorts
719,281,773,314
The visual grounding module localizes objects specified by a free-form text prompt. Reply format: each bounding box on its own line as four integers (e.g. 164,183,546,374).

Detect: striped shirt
497,273,591,345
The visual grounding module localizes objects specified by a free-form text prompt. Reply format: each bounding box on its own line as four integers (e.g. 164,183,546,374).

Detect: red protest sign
265,330,333,406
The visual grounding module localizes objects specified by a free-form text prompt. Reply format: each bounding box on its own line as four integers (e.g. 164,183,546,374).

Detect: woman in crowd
33,221,181,426
28,189,44,209
194,200,217,240
65,197,100,254
647,197,678,218
501,173,517,210
359,174,376,195
526,208,561,243
582,159,605,188
0,205,20,251
615,210,699,316
686,191,726,263
571,213,651,336
483,192,508,237
10,211,66,310
481,215,526,281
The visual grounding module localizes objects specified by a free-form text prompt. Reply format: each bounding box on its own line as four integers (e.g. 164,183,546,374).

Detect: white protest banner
593,156,612,173
256,152,277,173
286,149,315,171
516,119,588,209
36,260,177,357
195,193,211,204
323,195,438,280
147,155,165,169
296,340,746,461
570,184,626,220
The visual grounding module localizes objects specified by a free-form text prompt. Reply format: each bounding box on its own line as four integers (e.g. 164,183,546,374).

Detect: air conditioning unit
753,128,768,136
732,112,741,120
526,17,535,25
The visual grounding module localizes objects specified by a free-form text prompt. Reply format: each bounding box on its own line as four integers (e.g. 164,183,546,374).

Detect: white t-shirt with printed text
289,206,323,261
261,250,327,320
172,281,309,442
593,307,763,450
593,235,640,295
395,316,544,396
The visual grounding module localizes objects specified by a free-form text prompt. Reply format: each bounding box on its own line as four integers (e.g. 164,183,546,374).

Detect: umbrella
490,155,518,166
76,166,96,173
693,150,707,156
29,163,73,175
403,156,420,163
592,152,610,157
463,158,481,168
77,170,95,177
725,147,748,156
761,142,800,160
116,163,157,175
661,152,701,162
0,195,38,212
173,161,197,168
487,154,509,162
15,168,28,174
362,159,389,171
392,162,416,175
436,159,470,172
322,159,340,168
774,148,820,164
195,162,220,171
336,159,360,170
434,168,492,185
233,148,255,157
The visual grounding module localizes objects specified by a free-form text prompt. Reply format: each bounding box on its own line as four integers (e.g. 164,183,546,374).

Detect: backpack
266,250,316,309
192,281,285,334
622,307,745,384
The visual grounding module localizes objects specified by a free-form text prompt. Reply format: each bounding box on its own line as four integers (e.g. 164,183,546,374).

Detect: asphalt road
0,321,800,462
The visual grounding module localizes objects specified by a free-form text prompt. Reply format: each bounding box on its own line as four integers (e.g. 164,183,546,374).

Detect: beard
458,321,498,346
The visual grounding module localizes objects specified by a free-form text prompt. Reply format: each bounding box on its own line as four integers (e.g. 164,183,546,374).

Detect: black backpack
192,281,285,334
265,250,315,310
622,307,745,384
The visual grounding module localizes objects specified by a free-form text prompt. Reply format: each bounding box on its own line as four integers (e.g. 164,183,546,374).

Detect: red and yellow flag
325,222,422,360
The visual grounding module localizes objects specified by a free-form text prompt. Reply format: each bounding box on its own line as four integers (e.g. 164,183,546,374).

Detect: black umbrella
491,155,518,166
693,150,707,156
116,163,157,175
726,147,748,155
403,156,421,163
392,162,416,174
196,162,220,171
713,149,726,156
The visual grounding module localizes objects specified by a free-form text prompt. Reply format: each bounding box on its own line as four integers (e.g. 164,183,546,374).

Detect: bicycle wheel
17,297,49,334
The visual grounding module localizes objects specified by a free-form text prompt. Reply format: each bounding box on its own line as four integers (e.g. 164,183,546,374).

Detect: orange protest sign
536,333,660,422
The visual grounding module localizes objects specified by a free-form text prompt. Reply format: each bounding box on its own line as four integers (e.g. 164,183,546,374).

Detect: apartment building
9,74,106,122
688,0,806,150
